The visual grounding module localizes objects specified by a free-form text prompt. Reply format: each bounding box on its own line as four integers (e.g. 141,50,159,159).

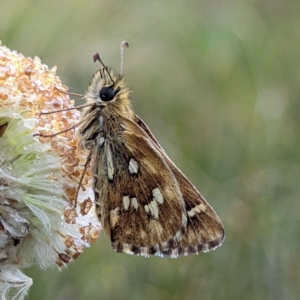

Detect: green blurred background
1,1,300,299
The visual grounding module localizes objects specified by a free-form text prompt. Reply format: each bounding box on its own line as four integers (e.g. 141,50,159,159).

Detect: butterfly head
84,42,129,106
85,68,124,104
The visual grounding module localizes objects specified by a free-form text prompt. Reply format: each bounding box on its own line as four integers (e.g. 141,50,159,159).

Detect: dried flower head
0,42,101,299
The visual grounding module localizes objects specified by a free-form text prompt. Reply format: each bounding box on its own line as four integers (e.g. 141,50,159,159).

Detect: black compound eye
99,86,116,101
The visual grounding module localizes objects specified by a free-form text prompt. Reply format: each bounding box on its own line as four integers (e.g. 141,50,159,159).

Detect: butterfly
37,41,225,258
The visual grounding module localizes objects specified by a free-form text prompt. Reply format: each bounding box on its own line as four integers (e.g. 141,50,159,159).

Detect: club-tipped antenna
120,41,129,76
93,53,115,85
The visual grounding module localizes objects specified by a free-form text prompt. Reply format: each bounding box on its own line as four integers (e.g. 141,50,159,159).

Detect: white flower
0,42,101,300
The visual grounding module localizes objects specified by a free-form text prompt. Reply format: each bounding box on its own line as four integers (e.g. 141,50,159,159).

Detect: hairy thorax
77,102,130,151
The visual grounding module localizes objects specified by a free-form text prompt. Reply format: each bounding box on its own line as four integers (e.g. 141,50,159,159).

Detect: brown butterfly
37,41,225,258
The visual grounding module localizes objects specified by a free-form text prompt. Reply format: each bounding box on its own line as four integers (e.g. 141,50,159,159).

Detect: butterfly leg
74,151,92,206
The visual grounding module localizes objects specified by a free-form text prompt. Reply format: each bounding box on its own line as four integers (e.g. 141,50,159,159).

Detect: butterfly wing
135,115,225,256
93,114,224,257
92,116,188,257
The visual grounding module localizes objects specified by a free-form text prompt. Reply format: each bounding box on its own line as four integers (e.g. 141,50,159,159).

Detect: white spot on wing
194,206,201,213
144,205,149,214
99,137,105,146
148,200,159,219
188,210,195,217
106,145,114,180
152,188,164,204
187,203,206,217
199,203,206,211
131,197,139,210
129,158,139,174
123,196,130,210
99,116,103,126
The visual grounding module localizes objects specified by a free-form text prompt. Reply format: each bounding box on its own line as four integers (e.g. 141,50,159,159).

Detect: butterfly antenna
120,41,129,76
93,53,115,85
